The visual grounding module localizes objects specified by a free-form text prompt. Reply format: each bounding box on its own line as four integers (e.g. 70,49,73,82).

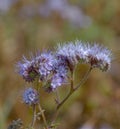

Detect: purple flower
51,65,68,90
56,41,87,68
17,40,112,92
35,52,56,80
86,44,112,71
23,87,39,105
17,57,39,82
56,40,112,71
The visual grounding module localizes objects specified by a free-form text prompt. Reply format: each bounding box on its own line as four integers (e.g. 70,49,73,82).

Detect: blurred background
0,0,120,129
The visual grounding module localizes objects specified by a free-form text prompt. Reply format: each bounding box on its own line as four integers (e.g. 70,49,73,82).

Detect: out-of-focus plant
39,0,92,28
8,40,112,129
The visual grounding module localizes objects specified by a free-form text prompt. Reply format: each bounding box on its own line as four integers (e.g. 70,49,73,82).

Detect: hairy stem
55,88,60,104
57,67,92,110
70,68,74,90
38,103,48,129
30,104,36,128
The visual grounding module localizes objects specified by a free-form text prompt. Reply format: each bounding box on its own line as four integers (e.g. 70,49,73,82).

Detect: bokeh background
0,0,120,129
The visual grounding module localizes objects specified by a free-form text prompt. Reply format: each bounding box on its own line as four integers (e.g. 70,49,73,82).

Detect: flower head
23,87,39,105
56,41,87,69
17,57,39,82
56,41,112,71
17,40,112,93
43,55,69,91
51,65,68,90
35,52,55,80
86,44,112,71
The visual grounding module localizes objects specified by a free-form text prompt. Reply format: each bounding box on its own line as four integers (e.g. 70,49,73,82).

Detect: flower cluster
23,87,39,105
16,40,112,129
17,40,112,97
17,57,39,82
85,44,111,71
56,40,112,71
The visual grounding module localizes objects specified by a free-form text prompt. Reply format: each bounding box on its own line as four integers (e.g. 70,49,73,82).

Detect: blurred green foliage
0,0,120,129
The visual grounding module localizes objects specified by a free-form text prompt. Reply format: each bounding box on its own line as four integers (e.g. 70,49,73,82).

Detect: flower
17,52,56,82
17,40,112,92
51,65,68,89
56,41,87,68
17,57,39,82
86,44,112,71
56,41,112,71
23,87,39,105
37,52,55,79
42,55,69,91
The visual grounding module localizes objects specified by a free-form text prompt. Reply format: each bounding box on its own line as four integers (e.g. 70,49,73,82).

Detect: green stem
70,68,74,90
55,88,60,104
38,103,48,129
31,105,36,128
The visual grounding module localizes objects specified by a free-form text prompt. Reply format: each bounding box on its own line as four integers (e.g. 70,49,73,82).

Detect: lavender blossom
17,57,39,82
85,44,112,71
51,65,68,90
56,41,86,69
56,41,112,71
23,87,39,105
35,52,56,80
17,40,112,92
43,55,69,91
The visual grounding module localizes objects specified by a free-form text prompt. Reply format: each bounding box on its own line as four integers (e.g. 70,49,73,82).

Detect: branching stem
57,67,92,110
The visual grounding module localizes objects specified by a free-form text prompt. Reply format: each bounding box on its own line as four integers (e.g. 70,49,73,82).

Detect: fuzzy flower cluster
17,41,112,93
57,41,112,71
23,87,39,105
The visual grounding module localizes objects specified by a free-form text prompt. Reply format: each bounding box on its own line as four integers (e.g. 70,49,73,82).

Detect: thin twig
38,103,48,129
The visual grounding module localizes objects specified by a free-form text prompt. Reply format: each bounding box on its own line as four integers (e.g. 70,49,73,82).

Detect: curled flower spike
56,41,112,71
86,44,112,71
17,57,39,82
23,87,39,105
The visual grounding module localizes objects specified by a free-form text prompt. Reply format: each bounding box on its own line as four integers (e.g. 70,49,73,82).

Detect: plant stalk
57,67,92,110
38,103,48,129
31,104,36,128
